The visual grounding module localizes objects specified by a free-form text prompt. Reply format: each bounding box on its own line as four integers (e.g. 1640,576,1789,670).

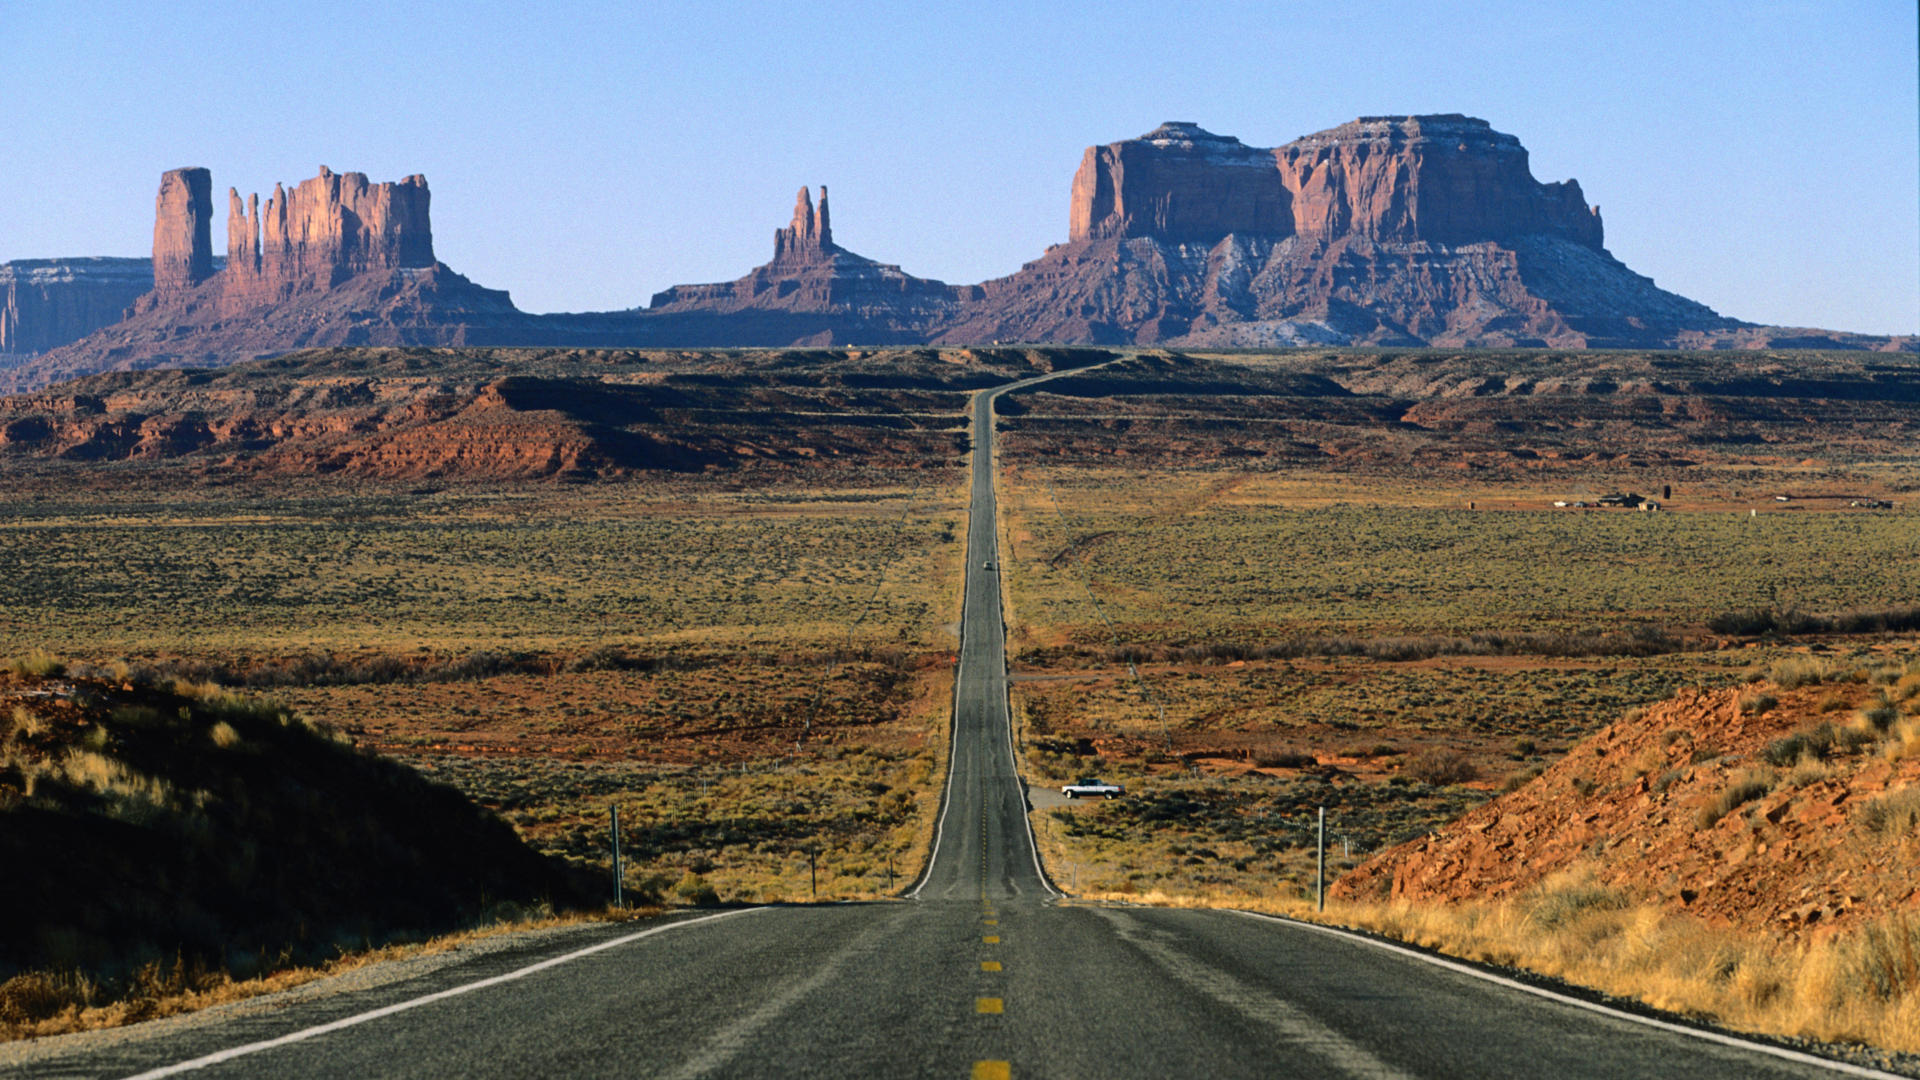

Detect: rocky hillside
1336,654,1920,938
0,659,590,989
0,346,1087,481
3,345,1914,484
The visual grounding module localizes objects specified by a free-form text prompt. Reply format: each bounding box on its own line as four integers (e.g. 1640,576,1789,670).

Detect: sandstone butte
0,257,153,357
1336,677,1920,941
8,115,1912,392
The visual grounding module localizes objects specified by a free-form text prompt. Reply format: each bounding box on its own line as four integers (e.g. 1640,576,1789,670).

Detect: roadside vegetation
993,351,1920,1061
0,659,595,1039
0,467,973,1039
999,467,1920,647
1094,880,1920,1059
1058,647,1920,1061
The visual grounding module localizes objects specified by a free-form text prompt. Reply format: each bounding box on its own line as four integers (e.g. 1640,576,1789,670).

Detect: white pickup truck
1060,777,1124,799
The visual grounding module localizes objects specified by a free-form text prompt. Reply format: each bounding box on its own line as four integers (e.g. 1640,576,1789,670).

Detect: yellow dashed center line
981,960,1002,972
983,919,998,925
983,935,1000,944
973,1062,1011,1080
976,997,1004,1014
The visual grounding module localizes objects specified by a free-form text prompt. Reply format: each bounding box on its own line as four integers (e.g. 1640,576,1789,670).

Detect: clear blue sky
2,1,1914,333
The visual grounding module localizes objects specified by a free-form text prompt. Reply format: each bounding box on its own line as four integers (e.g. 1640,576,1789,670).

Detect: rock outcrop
6,117,1909,391
1335,680,1920,939
143,165,435,314
773,185,833,262
7,167,574,391
1276,115,1603,248
0,257,154,357
647,186,968,345
1068,117,1603,250
218,167,433,304
1070,122,1293,243
945,116,1707,348
151,167,214,292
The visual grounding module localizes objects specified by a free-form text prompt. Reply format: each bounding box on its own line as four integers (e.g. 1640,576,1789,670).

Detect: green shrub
7,650,66,678
1862,695,1903,733
1856,787,1920,837
1404,749,1477,786
1761,723,1834,767
673,871,719,907
1500,765,1545,793
1769,655,1832,690
1525,879,1629,930
1835,726,1881,754
1697,770,1774,828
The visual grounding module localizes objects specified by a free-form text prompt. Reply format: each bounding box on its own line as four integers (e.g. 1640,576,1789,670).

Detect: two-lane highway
12,365,1894,1078
909,371,1059,905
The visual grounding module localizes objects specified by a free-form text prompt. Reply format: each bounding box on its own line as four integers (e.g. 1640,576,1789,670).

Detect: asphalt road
14,369,1893,1079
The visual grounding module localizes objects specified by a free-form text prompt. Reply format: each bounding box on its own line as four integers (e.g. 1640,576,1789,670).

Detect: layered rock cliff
7,167,556,391
7,116,1907,392
1068,117,1602,249
138,165,437,316
944,116,1714,348
0,257,154,357
215,166,433,305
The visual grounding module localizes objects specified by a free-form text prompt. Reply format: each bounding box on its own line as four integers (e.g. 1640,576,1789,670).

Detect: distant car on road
1061,777,1123,799
982,561,996,570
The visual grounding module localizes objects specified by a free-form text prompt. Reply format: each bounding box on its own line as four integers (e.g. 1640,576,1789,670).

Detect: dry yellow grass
0,904,652,1042
1060,872,1920,1055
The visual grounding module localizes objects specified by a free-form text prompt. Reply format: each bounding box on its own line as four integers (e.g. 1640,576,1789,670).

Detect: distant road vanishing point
15,367,1891,1080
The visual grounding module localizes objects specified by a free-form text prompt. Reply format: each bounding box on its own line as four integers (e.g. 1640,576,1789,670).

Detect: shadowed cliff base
0,346,1914,490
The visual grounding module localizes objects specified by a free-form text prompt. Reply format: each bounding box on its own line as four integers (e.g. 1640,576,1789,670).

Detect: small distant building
1775,495,1792,502
1637,500,1661,512
1596,493,1644,508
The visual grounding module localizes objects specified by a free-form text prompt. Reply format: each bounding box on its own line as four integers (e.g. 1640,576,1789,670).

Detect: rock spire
148,165,435,309
152,167,214,291
773,185,834,262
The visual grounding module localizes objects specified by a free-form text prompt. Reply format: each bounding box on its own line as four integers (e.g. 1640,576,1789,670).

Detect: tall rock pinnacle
773,186,833,262
139,165,438,312
152,167,214,291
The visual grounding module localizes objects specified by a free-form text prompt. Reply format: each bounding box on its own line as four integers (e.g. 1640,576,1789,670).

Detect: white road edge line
120,907,768,1080
906,685,962,899
1003,636,1058,900
1232,909,1906,1080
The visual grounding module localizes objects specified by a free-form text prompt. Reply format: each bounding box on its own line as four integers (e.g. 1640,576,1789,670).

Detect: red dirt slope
1337,660,1920,939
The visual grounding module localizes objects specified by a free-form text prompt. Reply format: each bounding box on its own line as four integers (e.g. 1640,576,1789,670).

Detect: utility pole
1316,806,1326,914
611,805,623,909
810,848,818,900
